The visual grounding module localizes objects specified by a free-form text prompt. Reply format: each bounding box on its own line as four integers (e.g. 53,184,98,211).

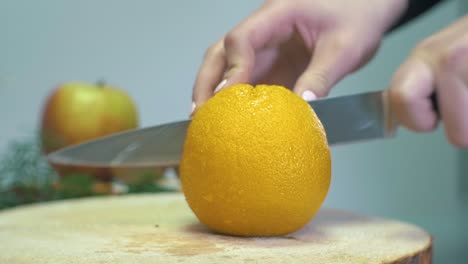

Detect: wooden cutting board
0,193,432,263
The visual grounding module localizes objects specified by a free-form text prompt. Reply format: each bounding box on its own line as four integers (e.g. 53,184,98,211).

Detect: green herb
0,133,178,210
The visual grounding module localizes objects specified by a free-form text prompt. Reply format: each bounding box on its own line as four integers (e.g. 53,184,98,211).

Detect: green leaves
0,134,58,209
0,135,57,190
0,133,178,210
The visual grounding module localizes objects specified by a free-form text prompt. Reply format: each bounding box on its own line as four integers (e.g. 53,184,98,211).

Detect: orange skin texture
180,84,331,237
40,81,139,154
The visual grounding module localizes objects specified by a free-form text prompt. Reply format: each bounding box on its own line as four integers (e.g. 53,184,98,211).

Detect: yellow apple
40,81,139,154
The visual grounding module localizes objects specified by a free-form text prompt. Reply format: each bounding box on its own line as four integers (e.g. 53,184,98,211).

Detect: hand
191,0,408,113
389,15,468,148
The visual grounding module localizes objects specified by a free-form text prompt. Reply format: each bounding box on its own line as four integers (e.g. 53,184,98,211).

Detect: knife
46,90,438,168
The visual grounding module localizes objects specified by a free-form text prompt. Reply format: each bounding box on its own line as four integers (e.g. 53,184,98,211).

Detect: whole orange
180,84,331,237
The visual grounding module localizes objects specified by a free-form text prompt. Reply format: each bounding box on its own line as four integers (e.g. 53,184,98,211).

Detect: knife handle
430,92,439,116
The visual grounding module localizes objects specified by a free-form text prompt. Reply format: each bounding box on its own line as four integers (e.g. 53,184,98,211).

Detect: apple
40,81,142,183
40,80,139,154
40,81,171,190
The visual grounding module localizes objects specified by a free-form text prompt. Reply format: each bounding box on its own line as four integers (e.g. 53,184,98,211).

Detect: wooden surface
0,193,432,263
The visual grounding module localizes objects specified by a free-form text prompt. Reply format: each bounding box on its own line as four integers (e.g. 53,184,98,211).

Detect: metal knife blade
47,90,395,168
312,89,395,146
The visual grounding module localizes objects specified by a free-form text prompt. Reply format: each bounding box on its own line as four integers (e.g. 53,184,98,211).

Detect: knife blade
47,89,396,168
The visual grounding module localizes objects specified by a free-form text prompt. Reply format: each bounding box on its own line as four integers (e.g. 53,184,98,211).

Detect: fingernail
214,79,227,93
190,102,196,116
302,90,317,101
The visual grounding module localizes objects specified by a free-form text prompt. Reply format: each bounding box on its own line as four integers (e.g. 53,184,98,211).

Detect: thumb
294,33,369,100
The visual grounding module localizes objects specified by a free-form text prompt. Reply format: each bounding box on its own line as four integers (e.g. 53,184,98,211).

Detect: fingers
192,3,295,114
217,2,295,90
293,31,375,100
389,57,439,132
389,46,468,148
436,42,468,147
192,41,226,114
388,18,468,148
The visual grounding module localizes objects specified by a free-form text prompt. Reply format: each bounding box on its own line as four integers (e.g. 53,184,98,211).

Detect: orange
180,84,331,237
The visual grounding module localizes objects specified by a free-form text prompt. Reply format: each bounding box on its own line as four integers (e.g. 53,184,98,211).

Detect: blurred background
1,0,467,262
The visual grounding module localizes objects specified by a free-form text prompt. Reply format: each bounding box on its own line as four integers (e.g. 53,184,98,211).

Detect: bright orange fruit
180,84,331,237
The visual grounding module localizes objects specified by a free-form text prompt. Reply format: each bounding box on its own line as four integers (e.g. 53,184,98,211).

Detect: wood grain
0,193,432,263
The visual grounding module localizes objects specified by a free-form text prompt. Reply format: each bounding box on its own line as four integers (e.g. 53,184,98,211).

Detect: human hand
191,0,408,113
389,15,468,148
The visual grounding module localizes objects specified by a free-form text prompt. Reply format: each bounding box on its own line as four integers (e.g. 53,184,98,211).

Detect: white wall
1,0,264,146
2,0,466,262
